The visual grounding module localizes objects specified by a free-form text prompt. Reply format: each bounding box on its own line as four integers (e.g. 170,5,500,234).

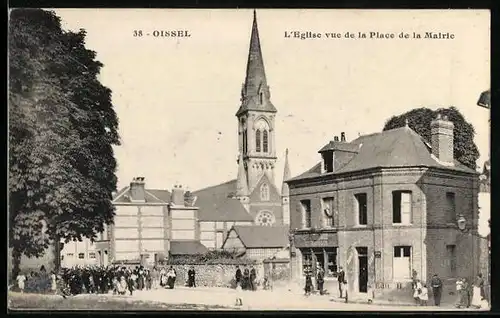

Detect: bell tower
236,10,278,191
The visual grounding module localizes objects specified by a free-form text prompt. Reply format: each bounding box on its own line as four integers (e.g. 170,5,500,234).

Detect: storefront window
301,247,338,277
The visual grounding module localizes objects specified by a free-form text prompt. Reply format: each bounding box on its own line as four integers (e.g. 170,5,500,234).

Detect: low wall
169,263,265,288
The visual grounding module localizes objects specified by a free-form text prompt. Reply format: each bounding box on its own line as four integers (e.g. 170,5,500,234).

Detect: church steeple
236,9,277,117
236,10,278,191
236,152,249,197
281,148,291,196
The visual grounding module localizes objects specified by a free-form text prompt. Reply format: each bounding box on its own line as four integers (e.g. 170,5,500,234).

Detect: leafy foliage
168,250,256,265
9,9,120,271
382,106,480,170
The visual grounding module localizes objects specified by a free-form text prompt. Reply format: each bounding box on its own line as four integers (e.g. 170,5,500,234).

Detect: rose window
256,211,275,226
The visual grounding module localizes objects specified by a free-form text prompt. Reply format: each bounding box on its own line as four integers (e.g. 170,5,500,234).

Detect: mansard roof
289,126,475,182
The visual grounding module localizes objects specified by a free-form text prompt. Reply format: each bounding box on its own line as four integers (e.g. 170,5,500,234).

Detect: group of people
455,273,487,309
412,272,487,308
234,265,258,291
303,265,347,298
14,264,191,298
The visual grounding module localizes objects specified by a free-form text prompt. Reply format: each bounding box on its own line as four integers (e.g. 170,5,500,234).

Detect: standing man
250,266,257,291
431,274,443,306
188,266,196,288
337,266,346,298
235,266,242,287
317,266,325,295
243,266,250,290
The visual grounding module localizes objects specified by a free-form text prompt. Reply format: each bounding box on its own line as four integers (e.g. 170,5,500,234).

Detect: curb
328,297,451,308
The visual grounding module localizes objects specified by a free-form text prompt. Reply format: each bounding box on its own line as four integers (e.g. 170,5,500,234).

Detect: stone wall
170,263,265,287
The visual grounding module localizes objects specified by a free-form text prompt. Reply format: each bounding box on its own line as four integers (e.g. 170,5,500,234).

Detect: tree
9,9,120,277
383,107,480,170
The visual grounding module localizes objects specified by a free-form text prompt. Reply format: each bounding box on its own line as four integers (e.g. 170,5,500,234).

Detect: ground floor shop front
291,228,481,297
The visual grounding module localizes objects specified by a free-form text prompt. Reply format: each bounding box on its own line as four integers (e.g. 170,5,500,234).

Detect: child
419,284,429,306
235,281,243,306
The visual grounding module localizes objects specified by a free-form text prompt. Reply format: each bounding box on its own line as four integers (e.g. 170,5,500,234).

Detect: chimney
130,177,146,202
334,136,339,142
340,132,346,142
430,114,454,164
171,184,185,206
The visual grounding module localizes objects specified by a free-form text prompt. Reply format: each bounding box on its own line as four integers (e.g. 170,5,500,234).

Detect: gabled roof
113,186,171,204
228,225,289,248
289,126,475,182
192,179,254,222
170,241,208,256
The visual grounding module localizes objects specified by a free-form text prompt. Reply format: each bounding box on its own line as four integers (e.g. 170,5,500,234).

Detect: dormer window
322,151,334,173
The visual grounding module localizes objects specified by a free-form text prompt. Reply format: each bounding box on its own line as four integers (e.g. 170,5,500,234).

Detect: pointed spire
245,9,267,95
236,10,277,116
282,148,291,196
236,152,249,197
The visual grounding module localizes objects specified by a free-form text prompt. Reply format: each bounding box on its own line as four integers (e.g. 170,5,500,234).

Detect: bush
23,274,52,294
168,251,257,265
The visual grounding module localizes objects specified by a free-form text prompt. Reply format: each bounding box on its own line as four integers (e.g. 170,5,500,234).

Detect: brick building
286,116,481,297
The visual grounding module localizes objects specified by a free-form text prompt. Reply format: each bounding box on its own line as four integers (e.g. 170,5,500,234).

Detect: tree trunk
53,237,61,271
12,248,21,283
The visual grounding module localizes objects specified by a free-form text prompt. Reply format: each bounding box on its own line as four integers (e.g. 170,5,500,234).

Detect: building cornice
289,166,477,190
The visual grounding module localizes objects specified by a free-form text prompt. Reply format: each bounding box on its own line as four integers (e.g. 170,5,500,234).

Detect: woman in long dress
413,280,422,304
471,274,484,308
167,267,176,289
16,272,26,293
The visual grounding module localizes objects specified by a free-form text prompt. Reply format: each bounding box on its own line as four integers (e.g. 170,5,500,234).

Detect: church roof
227,225,289,248
236,10,277,116
290,126,475,182
192,179,254,222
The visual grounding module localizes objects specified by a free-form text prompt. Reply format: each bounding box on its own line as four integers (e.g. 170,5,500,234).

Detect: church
53,10,291,268
192,9,291,249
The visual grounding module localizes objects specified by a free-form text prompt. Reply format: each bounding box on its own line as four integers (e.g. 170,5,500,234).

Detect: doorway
357,247,368,293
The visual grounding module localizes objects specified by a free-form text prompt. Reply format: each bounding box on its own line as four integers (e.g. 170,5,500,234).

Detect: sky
52,9,490,195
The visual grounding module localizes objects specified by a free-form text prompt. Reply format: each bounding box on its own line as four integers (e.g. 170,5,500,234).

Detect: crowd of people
14,264,194,298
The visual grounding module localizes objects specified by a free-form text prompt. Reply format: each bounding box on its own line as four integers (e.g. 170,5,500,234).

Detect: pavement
100,286,488,311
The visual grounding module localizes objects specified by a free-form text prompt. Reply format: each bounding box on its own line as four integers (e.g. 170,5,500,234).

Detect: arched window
256,210,275,226
260,183,270,201
259,92,263,104
256,129,261,152
263,130,269,153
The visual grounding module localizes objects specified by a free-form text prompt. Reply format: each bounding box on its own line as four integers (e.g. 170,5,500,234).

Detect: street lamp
477,90,490,109
457,214,467,232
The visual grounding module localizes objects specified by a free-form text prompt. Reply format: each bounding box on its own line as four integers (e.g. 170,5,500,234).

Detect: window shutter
401,192,412,224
